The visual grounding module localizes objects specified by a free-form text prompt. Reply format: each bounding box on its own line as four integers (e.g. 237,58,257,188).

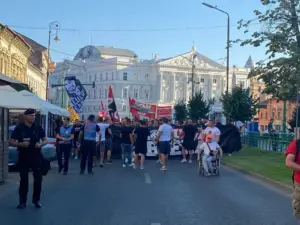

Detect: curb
222,161,293,192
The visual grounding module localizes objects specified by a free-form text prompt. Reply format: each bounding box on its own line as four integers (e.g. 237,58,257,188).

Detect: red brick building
256,98,296,131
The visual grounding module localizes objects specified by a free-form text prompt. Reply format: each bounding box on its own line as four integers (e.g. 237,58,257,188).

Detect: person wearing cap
154,118,174,171
55,117,74,175
197,134,223,176
9,109,48,209
79,114,100,174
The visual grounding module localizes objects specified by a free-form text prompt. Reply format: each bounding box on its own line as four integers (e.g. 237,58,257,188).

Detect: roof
74,45,137,60
95,46,137,58
0,23,31,50
17,33,47,71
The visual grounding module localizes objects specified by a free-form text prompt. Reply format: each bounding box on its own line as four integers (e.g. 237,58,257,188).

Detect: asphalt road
0,159,297,225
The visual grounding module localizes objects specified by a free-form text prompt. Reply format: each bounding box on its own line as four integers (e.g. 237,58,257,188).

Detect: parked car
8,126,57,166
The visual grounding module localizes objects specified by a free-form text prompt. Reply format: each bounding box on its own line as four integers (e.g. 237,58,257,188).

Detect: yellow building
0,23,48,100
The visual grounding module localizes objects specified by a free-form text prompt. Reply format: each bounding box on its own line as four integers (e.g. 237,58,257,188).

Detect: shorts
182,140,197,150
293,182,300,218
105,138,112,150
158,141,171,155
96,141,105,158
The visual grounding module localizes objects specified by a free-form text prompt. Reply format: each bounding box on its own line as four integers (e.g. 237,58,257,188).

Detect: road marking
144,173,152,184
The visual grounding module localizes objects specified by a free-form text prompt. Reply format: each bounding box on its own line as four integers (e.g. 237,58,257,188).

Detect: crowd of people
9,108,224,209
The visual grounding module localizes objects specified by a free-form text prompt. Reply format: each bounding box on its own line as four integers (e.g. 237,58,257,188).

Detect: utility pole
192,59,195,97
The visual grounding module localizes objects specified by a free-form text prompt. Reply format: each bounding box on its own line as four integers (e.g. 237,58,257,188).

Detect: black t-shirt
72,124,82,138
121,126,134,144
11,123,46,157
134,127,150,146
183,125,197,142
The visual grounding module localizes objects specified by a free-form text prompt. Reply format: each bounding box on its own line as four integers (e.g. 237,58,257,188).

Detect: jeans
122,144,132,165
80,140,96,172
202,155,214,173
57,144,71,172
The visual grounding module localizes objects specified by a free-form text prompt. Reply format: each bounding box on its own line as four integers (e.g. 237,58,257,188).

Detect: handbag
206,142,214,156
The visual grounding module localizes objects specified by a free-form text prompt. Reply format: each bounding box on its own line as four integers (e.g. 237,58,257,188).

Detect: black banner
64,76,87,113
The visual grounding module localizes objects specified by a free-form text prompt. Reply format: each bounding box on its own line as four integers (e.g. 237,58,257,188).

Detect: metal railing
241,132,294,152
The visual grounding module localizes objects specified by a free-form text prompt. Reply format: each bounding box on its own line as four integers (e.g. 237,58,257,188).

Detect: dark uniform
72,123,82,157
11,121,46,207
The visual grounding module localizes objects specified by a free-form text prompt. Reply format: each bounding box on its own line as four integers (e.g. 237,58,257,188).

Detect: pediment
158,52,225,70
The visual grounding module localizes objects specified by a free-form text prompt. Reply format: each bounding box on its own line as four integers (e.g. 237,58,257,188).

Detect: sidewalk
222,146,292,188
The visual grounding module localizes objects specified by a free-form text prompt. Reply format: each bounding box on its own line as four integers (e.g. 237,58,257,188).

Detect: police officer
9,109,48,209
56,117,74,175
80,115,100,174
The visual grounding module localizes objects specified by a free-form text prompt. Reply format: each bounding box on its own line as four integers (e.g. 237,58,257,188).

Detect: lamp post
180,53,198,97
202,2,230,93
46,21,61,101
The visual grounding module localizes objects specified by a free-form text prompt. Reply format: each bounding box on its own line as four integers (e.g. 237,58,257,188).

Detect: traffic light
92,81,95,88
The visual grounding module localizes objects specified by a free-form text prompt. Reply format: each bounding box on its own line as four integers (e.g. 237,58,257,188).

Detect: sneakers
205,172,211,177
188,160,192,164
160,166,167,171
156,160,162,164
181,159,187,163
122,164,126,168
140,166,144,170
128,163,133,167
133,164,136,169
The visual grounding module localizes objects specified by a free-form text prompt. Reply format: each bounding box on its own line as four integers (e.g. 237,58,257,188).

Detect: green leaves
187,91,210,121
236,0,300,100
173,100,188,121
220,85,257,122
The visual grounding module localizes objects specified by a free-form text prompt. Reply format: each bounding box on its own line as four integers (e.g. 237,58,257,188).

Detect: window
260,112,262,119
94,74,97,81
213,79,217,84
89,75,92,82
272,111,275,119
278,111,281,120
134,72,138,81
162,75,166,81
112,72,114,80
104,88,108,98
145,74,149,81
265,112,268,119
93,89,97,99
175,75,179,81
106,73,108,80
123,72,128,81
122,105,127,112
134,89,139,98
240,81,245,88
99,89,104,99
201,78,204,83
100,73,102,81
122,88,128,98
145,89,149,99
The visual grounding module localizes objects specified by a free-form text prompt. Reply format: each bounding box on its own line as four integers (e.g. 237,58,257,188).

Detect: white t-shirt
204,127,221,142
158,124,173,141
199,142,220,156
96,123,110,141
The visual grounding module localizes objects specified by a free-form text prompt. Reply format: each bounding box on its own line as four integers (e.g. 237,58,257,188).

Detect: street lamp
46,21,61,101
202,2,230,93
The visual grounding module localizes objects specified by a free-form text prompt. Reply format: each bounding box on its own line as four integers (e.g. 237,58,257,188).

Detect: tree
187,91,210,120
220,85,257,122
235,0,300,99
173,100,188,121
289,106,300,130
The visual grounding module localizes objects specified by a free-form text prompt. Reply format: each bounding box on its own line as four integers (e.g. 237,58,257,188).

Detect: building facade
49,45,250,120
0,23,48,100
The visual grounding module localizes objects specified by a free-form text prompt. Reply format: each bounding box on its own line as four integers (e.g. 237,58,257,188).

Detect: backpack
292,139,300,185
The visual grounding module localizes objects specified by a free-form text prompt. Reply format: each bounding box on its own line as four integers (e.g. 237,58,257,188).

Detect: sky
1,0,266,67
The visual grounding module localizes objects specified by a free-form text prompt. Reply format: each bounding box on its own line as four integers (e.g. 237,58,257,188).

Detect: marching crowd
9,108,223,209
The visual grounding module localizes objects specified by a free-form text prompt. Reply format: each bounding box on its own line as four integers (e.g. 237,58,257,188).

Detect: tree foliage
173,100,188,121
289,106,300,129
235,0,300,100
220,85,257,122
187,91,210,120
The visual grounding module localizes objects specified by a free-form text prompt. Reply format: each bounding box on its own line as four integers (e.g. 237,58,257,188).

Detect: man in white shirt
203,119,221,143
197,134,223,176
155,118,174,171
95,117,111,167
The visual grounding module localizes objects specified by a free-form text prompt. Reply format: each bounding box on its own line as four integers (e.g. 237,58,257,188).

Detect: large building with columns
49,45,250,120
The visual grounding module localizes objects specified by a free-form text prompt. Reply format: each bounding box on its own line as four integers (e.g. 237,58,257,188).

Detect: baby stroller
198,150,221,177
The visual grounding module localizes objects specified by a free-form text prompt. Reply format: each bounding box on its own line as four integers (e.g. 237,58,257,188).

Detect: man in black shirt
10,109,48,209
72,119,82,159
181,119,198,163
120,118,134,167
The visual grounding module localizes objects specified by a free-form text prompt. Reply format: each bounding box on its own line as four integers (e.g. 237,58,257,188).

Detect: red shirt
286,140,300,183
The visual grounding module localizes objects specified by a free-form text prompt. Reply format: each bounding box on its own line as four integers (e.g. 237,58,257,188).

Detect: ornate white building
49,45,250,120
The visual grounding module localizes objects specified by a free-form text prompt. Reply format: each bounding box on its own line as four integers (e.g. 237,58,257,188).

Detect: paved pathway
0,159,297,225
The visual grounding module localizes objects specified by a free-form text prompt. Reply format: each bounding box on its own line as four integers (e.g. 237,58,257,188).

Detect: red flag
107,86,120,121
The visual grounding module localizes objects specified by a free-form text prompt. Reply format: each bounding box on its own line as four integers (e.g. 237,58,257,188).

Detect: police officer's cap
24,108,36,115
